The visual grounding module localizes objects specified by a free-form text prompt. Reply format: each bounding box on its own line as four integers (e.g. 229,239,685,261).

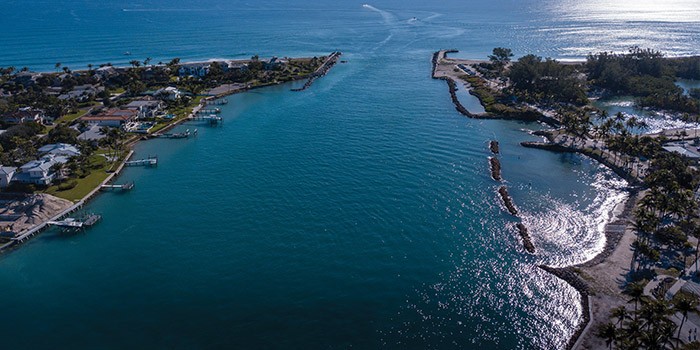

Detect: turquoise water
1,1,698,348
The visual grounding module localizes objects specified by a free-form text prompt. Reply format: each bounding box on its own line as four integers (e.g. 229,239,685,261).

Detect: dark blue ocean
1,1,699,349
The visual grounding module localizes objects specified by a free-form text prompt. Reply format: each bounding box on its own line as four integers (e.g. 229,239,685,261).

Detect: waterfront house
227,62,249,72
154,87,185,101
178,63,211,78
12,71,40,87
12,155,69,186
58,84,104,102
80,108,138,128
1,107,45,125
125,100,164,119
38,143,81,158
264,57,287,70
94,66,118,80
0,166,16,188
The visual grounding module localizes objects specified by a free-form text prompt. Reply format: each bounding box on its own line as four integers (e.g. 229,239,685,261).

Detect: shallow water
1,0,698,348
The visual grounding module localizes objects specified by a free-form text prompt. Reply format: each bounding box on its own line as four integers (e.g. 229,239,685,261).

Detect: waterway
1,0,699,348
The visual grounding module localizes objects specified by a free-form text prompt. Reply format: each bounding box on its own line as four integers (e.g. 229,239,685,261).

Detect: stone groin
489,140,499,154
516,223,535,254
292,51,342,92
521,141,641,185
486,141,535,254
489,157,502,181
498,186,518,216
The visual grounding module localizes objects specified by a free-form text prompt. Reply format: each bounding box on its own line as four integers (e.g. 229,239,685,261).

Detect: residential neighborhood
0,54,327,199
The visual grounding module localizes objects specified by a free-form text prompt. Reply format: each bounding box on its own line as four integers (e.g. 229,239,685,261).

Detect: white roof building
38,143,81,158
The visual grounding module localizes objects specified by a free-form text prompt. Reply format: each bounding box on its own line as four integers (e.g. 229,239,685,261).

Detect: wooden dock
159,129,196,139
48,214,102,230
101,181,135,191
196,108,221,114
206,99,228,105
125,156,158,167
190,115,223,124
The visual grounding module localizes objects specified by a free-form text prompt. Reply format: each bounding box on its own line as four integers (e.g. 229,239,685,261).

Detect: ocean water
0,1,698,349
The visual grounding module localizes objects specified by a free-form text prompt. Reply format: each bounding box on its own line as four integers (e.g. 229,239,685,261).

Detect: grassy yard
169,96,204,119
44,155,111,202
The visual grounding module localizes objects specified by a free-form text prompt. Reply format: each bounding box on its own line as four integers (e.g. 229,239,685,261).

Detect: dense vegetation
587,48,700,113
507,54,588,105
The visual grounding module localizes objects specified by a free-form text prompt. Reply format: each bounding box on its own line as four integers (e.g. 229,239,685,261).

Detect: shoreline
432,49,646,348
1,53,340,254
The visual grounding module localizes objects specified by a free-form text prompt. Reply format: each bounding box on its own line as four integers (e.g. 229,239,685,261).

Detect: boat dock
48,214,102,231
124,156,158,167
190,115,223,124
159,129,197,139
101,181,135,191
206,99,228,105
197,108,221,114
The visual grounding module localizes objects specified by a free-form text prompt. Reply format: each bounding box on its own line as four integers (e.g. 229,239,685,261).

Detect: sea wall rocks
521,141,641,185
292,51,342,92
489,157,502,181
489,140,499,154
516,223,535,254
498,186,518,216
486,140,535,254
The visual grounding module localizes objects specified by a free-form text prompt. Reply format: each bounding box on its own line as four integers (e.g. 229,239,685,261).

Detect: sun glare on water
553,0,700,22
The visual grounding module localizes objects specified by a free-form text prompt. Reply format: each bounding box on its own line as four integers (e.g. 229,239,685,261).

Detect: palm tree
624,282,646,314
597,322,618,349
674,295,698,346
611,306,629,328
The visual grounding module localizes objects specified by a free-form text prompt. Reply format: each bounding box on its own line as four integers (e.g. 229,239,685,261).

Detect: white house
178,63,211,77
155,87,185,101
125,100,164,119
0,166,16,188
38,143,81,158
12,155,69,186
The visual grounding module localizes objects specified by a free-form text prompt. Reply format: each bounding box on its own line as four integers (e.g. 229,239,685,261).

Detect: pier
101,181,135,191
124,156,158,167
197,108,221,114
48,214,102,231
159,129,197,139
190,114,223,125
205,99,228,105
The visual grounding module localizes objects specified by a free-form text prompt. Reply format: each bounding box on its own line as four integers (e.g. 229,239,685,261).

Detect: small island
0,52,341,250
434,47,700,349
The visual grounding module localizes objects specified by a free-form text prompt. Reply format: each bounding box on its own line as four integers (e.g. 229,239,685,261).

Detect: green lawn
54,104,98,125
44,155,111,202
